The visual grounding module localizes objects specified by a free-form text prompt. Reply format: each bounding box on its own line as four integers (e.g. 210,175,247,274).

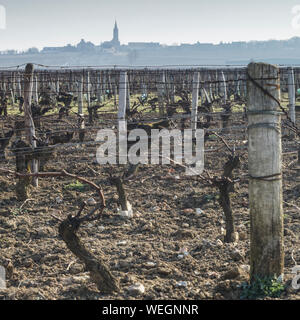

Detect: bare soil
0,113,299,300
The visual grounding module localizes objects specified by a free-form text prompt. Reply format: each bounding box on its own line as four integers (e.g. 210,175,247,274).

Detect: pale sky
0,0,300,51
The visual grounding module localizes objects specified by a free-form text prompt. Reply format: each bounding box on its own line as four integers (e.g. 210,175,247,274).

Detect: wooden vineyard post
220,71,227,104
247,62,284,281
56,74,60,94
215,71,219,97
113,72,117,110
118,71,127,120
86,71,91,111
141,75,147,96
287,67,296,127
78,75,84,116
118,71,127,165
208,72,213,102
17,74,21,98
102,73,106,102
24,63,38,187
158,71,165,116
11,72,16,105
243,71,247,100
97,72,102,103
191,72,200,138
126,73,130,115
235,71,241,98
170,74,175,104
2,78,6,99
78,75,85,140
200,73,205,105
201,72,211,105
33,75,38,106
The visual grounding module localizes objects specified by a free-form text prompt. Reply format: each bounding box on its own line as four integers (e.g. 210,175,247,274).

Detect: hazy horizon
0,0,300,51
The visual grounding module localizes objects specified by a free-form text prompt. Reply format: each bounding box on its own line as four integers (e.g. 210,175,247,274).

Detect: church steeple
113,20,119,43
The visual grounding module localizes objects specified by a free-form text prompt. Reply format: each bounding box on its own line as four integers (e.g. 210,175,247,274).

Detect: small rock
157,267,171,276
62,275,89,285
216,239,223,247
117,241,127,246
207,271,221,279
233,232,239,242
98,226,105,232
176,281,188,288
240,264,250,273
230,249,244,262
183,209,194,214
179,247,189,256
128,283,145,297
182,223,190,228
144,262,156,268
119,261,130,268
195,208,203,216
87,198,97,206
223,266,247,280
135,211,142,218
55,197,63,204
122,274,134,283
31,254,43,263
173,230,195,239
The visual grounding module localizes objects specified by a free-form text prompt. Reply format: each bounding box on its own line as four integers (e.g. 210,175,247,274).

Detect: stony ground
0,113,299,300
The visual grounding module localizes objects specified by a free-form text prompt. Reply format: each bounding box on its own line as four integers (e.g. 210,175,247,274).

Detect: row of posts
1,63,290,283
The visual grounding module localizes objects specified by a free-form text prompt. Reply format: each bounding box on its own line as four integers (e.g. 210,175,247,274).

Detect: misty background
0,0,300,66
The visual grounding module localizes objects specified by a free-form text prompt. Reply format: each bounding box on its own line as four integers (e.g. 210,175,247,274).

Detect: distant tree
26,47,39,54
6,50,17,55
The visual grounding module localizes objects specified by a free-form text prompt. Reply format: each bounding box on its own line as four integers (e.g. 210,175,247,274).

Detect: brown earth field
0,113,299,300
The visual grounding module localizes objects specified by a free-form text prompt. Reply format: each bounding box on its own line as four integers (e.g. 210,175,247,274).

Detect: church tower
112,21,120,46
